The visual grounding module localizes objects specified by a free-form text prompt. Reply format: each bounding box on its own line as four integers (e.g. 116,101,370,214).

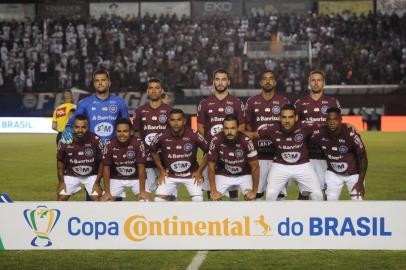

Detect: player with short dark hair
311,107,368,200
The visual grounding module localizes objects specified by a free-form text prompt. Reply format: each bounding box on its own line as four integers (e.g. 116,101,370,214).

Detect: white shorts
325,170,363,201
59,175,99,196
146,167,159,192
110,179,139,198
156,176,202,197
258,160,273,193
310,159,328,190
202,167,239,193
215,174,253,195
266,163,322,201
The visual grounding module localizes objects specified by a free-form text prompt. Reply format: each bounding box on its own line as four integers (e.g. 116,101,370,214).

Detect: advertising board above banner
0,117,56,134
192,1,243,17
245,0,313,15
377,0,406,16
140,2,191,17
90,2,140,19
37,3,88,18
318,1,373,15
0,202,405,250
0,4,35,21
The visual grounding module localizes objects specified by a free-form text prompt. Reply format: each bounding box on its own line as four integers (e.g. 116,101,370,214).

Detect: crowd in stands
0,11,405,94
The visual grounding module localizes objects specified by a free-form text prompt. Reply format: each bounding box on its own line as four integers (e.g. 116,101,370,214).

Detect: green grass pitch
0,132,406,269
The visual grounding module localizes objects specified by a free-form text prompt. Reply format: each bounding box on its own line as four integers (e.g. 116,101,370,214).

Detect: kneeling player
56,115,103,201
311,107,367,200
101,118,149,201
150,109,208,202
208,114,259,201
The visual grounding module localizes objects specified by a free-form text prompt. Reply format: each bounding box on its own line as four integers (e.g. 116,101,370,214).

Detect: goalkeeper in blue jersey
62,69,129,144
61,69,128,201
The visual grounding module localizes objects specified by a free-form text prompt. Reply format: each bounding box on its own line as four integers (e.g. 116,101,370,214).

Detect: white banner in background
0,117,56,134
90,2,139,19
0,202,405,250
377,0,406,16
140,2,191,16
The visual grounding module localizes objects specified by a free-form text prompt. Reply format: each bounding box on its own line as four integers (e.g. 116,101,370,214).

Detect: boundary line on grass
186,250,208,270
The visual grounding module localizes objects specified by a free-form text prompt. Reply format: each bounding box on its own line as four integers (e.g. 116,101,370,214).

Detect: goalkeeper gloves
61,126,73,144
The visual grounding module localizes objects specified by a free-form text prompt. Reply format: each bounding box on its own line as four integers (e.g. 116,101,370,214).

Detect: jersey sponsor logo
281,152,301,163
339,145,348,154
294,134,304,143
117,166,136,176
225,164,243,174
126,150,136,159
145,133,157,146
235,149,244,158
218,108,224,112
170,161,191,173
56,107,66,117
159,114,167,124
330,162,348,173
321,106,329,114
272,105,280,114
109,105,118,113
73,165,93,176
84,148,94,157
258,140,272,147
265,108,271,112
94,122,114,137
184,143,193,152
152,116,157,121
314,108,320,112
210,124,223,136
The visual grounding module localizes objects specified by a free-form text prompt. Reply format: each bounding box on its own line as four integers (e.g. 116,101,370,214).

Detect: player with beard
197,69,246,200
294,71,341,199
101,118,148,201
208,114,259,201
133,78,173,195
311,108,367,200
245,70,290,199
57,115,103,201
150,109,208,202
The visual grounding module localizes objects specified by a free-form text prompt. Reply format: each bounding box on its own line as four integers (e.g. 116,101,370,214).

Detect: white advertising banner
140,2,191,16
0,117,56,134
0,4,35,21
377,0,406,16
89,2,139,19
0,202,405,250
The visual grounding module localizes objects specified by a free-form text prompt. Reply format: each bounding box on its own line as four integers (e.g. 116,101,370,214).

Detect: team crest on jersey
235,149,243,158
294,134,304,143
84,148,93,157
159,114,167,124
272,105,281,114
339,145,348,154
109,105,118,113
225,106,234,114
184,143,193,152
321,105,329,114
126,150,136,159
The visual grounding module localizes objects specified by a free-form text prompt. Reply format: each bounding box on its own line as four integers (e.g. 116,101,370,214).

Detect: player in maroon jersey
101,118,148,201
244,104,323,201
294,70,341,199
150,109,209,202
56,114,103,201
197,69,245,200
208,114,259,201
133,78,173,194
311,107,367,200
245,70,290,199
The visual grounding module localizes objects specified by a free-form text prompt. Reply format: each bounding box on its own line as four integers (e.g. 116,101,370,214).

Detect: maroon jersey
311,125,366,175
245,94,290,160
150,127,208,178
57,134,103,177
295,95,341,159
197,94,245,142
208,132,258,176
258,122,315,165
133,103,172,167
102,136,146,180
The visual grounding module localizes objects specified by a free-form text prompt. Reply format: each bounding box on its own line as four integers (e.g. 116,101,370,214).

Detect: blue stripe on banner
0,194,13,203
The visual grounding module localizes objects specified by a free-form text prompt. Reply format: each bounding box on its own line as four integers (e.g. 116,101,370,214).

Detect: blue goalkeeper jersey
67,93,129,143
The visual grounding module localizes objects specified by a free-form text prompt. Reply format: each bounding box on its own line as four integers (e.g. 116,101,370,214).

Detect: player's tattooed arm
151,151,167,185
352,152,368,199
101,165,113,201
56,160,67,196
208,161,222,201
246,159,259,201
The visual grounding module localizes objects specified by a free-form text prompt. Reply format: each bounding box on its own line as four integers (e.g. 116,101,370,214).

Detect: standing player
197,69,245,200
208,114,259,201
133,78,173,193
101,118,148,201
245,104,323,201
245,70,290,199
52,89,76,145
150,109,208,202
57,115,103,201
311,108,367,200
295,70,341,198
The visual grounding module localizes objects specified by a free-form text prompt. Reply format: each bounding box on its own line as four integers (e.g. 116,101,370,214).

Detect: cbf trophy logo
23,206,61,247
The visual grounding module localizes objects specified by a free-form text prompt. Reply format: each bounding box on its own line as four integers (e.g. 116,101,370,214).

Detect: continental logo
124,215,271,242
